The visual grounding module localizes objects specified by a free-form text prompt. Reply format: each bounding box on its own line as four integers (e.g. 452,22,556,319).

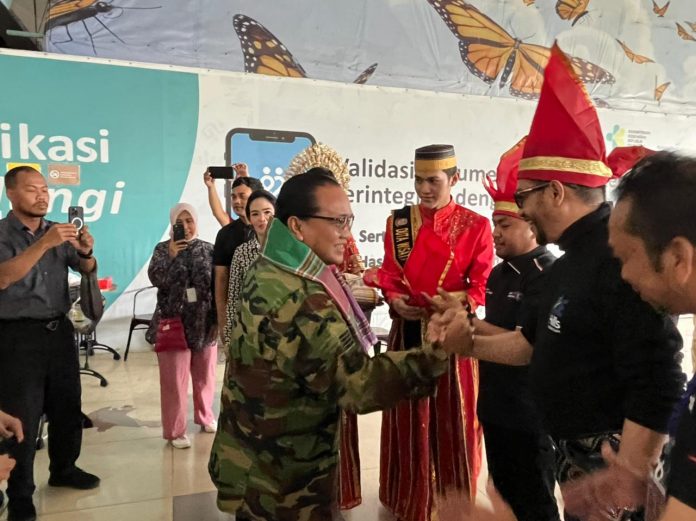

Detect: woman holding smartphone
147,203,217,449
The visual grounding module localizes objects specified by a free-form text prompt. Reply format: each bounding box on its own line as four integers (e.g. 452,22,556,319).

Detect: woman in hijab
147,203,217,449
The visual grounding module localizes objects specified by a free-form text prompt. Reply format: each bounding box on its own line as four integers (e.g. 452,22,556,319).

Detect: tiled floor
1,315,693,520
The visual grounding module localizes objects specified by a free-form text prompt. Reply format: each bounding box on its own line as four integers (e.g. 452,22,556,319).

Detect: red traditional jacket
367,199,493,309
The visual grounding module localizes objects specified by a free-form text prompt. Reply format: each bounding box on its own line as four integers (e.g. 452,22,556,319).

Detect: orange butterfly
233,15,378,84
615,40,654,64
654,78,670,102
676,23,696,41
652,0,669,17
523,0,535,5
45,0,160,55
556,0,589,26
426,0,614,99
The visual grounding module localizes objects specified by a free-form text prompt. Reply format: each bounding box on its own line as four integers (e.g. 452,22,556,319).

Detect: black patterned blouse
223,237,261,346
147,238,217,351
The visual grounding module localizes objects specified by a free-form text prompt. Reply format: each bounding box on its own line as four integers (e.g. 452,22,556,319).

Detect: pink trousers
156,345,217,440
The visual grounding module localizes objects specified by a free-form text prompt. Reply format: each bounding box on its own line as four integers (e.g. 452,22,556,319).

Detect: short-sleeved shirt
478,246,555,431
0,212,80,319
212,218,253,268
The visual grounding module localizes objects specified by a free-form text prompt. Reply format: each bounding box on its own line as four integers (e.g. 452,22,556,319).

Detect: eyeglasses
513,182,550,208
298,214,355,230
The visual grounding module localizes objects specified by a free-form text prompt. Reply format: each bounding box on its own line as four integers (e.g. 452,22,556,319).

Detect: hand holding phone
207,166,236,179
172,223,186,242
169,223,187,259
68,206,84,231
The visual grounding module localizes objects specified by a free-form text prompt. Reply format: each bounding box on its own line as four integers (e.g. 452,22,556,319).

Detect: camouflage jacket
208,221,449,521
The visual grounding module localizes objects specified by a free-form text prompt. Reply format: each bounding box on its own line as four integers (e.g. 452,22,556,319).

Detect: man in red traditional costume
366,144,493,521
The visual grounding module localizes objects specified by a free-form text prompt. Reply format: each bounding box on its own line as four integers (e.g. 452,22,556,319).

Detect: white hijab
169,202,198,239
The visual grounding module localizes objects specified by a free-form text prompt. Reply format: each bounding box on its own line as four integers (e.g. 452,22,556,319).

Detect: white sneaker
170,435,191,449
202,421,217,433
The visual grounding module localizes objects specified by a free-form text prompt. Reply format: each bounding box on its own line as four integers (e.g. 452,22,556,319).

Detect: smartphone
207,166,236,179
224,128,316,216
172,223,185,242
68,206,84,231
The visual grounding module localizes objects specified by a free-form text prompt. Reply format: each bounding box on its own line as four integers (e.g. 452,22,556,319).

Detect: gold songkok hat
415,144,457,171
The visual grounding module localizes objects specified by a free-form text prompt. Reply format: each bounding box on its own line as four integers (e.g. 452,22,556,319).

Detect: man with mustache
428,45,684,521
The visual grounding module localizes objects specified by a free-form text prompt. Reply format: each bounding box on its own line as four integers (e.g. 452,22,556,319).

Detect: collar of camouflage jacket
262,219,377,353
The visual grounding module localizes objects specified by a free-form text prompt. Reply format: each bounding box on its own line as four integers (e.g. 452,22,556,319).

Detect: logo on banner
48,164,80,185
606,125,651,148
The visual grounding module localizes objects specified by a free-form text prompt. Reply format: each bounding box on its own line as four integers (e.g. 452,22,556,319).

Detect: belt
0,316,67,331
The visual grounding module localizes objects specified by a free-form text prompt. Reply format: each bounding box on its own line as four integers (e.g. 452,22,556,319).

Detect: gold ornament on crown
285,143,351,190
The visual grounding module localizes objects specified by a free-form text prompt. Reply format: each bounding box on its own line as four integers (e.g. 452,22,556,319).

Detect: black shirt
478,246,555,431
0,212,80,319
522,204,683,439
212,218,253,268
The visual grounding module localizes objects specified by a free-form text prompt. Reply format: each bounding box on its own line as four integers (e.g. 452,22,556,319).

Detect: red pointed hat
519,43,616,188
484,137,527,219
606,146,656,177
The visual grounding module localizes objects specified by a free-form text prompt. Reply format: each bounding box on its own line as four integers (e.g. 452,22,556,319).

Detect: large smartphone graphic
225,128,316,216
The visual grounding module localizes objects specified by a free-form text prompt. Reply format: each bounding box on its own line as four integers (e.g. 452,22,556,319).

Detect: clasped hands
392,289,475,357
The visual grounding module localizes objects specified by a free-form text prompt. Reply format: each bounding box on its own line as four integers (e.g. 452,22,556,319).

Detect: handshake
424,289,477,357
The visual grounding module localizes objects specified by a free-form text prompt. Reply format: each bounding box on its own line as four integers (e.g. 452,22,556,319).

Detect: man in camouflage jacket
208,218,450,521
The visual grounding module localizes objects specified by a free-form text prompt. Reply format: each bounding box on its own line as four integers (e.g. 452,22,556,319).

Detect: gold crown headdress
285,143,351,190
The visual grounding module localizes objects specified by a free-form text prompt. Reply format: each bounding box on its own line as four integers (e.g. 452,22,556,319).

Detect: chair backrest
132,286,157,316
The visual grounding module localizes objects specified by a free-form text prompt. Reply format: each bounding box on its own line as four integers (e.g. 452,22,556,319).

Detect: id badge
186,287,198,303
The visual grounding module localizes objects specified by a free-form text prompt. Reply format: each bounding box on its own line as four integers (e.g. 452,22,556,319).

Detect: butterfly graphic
426,0,614,99
652,0,670,17
616,40,654,64
44,0,160,55
556,0,589,26
654,77,670,102
676,23,696,42
233,14,378,84
522,0,535,5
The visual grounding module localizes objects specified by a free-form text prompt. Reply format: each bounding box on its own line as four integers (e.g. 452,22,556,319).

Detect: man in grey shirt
0,166,100,521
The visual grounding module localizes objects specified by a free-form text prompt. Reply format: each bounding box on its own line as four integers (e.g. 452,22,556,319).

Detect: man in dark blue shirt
0,166,100,521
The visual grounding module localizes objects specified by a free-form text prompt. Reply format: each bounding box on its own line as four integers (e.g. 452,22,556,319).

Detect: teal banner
0,54,199,305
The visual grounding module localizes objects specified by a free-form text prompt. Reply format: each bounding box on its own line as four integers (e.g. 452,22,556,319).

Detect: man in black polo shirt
429,45,683,521
0,166,100,521
212,176,263,342
477,138,560,521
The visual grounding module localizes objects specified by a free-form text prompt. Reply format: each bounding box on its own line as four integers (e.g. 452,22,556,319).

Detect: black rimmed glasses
298,214,355,230
513,182,551,208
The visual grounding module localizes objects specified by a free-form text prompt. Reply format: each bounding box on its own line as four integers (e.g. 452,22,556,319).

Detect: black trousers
0,317,82,501
483,422,561,521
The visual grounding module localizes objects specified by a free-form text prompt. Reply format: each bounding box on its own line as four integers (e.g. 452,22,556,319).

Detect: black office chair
124,286,156,361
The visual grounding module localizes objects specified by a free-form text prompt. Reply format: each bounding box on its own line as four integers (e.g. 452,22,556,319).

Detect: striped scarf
261,219,377,353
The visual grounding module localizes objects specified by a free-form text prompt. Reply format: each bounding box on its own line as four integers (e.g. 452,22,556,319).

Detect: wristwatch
78,249,93,259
